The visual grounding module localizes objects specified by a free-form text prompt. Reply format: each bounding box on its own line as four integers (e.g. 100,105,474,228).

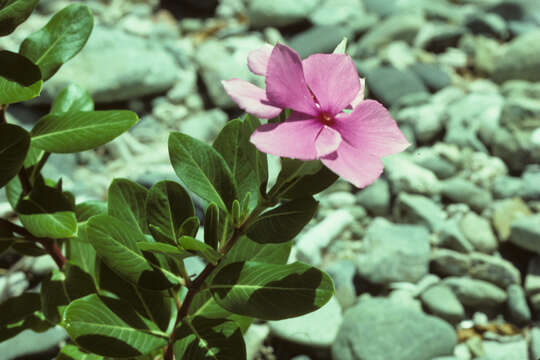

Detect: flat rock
430,249,470,277
482,339,528,360
468,252,521,288
355,179,390,216
366,66,428,107
492,30,540,83
356,218,430,285
459,212,498,253
438,219,474,253
247,0,318,27
443,277,507,308
509,214,540,254
289,25,351,58
507,284,531,325
384,154,441,196
332,297,457,360
395,193,445,232
441,178,493,212
492,198,531,240
420,283,465,323
409,63,451,92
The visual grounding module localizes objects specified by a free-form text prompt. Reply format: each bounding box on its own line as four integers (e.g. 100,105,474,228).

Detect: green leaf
210,261,334,320
178,236,220,265
86,214,179,290
225,236,292,266
41,269,69,324
0,220,14,253
67,225,97,278
0,123,30,189
146,180,194,244
57,344,103,360
137,241,193,261
0,50,42,104
108,178,148,234
51,83,94,113
31,110,138,153
0,312,51,341
75,200,106,222
169,132,236,212
282,165,338,199
0,0,39,36
204,203,219,250
64,262,97,300
213,116,267,210
178,216,200,238
0,292,41,326
23,142,44,167
63,294,168,358
11,237,46,256
19,3,93,80
274,159,323,190
247,197,317,244
5,176,21,208
173,317,246,360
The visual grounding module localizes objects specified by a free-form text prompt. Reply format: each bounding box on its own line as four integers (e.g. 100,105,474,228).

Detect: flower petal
334,100,410,157
302,53,360,115
248,44,274,76
315,125,342,157
265,44,318,116
349,78,365,109
222,79,282,119
321,141,384,188
250,112,323,160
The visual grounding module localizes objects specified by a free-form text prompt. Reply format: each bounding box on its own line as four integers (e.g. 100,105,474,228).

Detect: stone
309,0,365,26
443,277,507,308
332,297,457,360
384,154,441,196
431,249,471,277
247,0,319,27
325,259,357,310
462,151,508,190
465,12,508,39
523,166,540,201
355,179,390,216
525,256,540,296
289,25,352,58
269,296,342,348
296,210,354,266
442,178,492,213
531,327,540,360
0,272,28,302
509,215,540,254
506,284,531,325
415,23,466,54
244,324,269,360
492,30,540,83
459,213,498,253
420,283,465,323
409,63,451,92
0,326,67,360
356,218,430,285
366,66,428,107
41,26,182,103
468,252,521,288
397,103,446,143
395,193,445,232
482,339,528,360
492,198,531,241
179,109,227,142
322,191,357,209
492,176,524,199
439,219,474,253
413,149,457,179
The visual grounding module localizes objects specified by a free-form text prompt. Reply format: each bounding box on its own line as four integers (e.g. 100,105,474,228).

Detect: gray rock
509,214,540,254
325,260,357,310
0,272,28,302
356,218,430,285
289,25,352,58
431,249,471,277
244,324,269,360
441,178,492,213
309,0,365,26
482,339,528,360
332,297,457,360
531,327,540,360
465,12,508,39
492,176,524,199
468,253,521,288
412,150,457,179
0,326,67,360
492,198,531,241
420,284,465,323
247,0,318,27
384,155,441,196
415,23,466,54
355,179,390,216
397,103,446,143
269,296,342,348
506,284,531,325
443,277,507,308
362,0,398,17
366,66,428,107
179,109,227,142
459,213,498,253
41,26,182,103
523,166,540,200
439,219,474,253
409,63,451,92
395,193,445,232
492,30,540,83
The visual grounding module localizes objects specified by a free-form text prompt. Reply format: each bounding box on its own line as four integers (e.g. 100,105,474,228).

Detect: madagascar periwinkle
0,3,408,360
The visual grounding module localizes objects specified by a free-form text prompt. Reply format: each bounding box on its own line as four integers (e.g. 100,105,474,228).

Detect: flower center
319,112,334,125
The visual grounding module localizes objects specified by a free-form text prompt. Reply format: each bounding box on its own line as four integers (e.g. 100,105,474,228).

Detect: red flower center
319,112,334,125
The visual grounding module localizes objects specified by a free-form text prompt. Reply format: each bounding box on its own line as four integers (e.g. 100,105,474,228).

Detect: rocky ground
1,0,540,359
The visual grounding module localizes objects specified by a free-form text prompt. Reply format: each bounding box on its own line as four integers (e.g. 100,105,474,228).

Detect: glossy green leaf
204,203,219,250
75,200,106,222
178,216,200,238
86,214,179,290
178,235,220,265
57,344,103,360
63,294,168,358
173,317,246,360
64,262,97,301
0,220,14,253
23,143,44,167
272,159,323,195
67,224,97,278
0,0,39,36
0,50,42,104
19,3,93,80
137,241,192,261
0,292,41,326
108,178,148,234
247,197,318,244
5,176,21,208
169,132,236,212
282,165,338,199
213,116,266,210
51,83,94,114
146,180,194,243
225,236,292,266
0,123,30,189
11,238,46,256
210,261,334,320
41,269,69,324
31,110,138,153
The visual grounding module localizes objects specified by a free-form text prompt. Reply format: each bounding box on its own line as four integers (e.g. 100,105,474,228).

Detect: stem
18,167,32,196
30,152,50,184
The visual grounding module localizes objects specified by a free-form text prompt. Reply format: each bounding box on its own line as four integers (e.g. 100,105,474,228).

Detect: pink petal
315,125,342,157
250,112,323,160
334,100,410,157
222,79,282,119
265,44,318,117
349,78,365,109
248,44,274,76
321,141,384,188
302,54,360,116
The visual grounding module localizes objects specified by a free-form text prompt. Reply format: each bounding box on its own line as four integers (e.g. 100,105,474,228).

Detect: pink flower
222,44,410,188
